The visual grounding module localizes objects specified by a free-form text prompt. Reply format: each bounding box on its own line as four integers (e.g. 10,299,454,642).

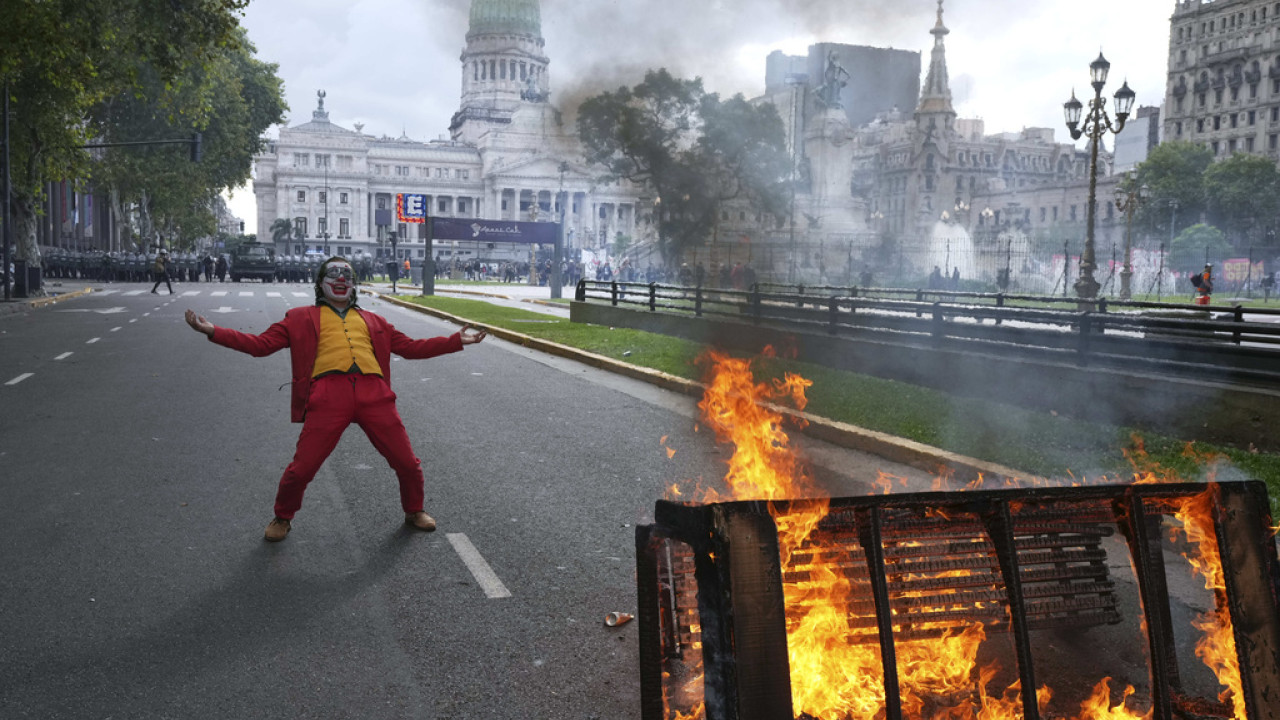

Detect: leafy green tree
1169,223,1231,274
89,28,285,250
1202,153,1280,247
1,0,251,265
1132,141,1212,243
577,69,789,265
270,218,295,244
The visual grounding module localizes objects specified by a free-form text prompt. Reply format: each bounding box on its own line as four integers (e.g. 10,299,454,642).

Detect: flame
663,352,1243,720
1077,678,1147,720
1172,487,1246,720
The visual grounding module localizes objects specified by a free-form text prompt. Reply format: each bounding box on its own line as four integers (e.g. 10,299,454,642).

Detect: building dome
468,0,541,37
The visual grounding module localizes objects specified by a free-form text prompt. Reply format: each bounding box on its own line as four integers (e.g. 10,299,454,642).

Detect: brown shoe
405,511,436,532
264,517,291,542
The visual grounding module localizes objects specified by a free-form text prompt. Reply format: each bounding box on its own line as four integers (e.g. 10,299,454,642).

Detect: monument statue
816,51,849,109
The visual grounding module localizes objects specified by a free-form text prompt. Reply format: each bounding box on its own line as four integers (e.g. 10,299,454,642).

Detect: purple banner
430,217,558,244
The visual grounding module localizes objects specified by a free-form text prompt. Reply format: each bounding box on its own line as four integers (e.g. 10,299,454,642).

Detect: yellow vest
311,305,383,378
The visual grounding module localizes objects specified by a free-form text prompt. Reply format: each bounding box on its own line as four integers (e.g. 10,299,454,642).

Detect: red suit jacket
209,304,463,422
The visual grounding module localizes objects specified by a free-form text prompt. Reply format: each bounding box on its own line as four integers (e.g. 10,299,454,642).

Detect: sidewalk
0,282,98,317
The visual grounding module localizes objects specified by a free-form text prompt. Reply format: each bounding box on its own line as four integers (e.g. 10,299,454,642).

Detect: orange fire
1171,488,1246,720
664,350,1241,720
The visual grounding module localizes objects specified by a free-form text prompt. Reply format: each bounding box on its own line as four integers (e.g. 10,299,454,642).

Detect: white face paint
320,261,355,307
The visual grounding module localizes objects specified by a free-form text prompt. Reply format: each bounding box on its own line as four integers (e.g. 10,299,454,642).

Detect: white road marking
182,291,200,296
5,373,34,386
292,292,309,298
239,291,253,297
124,290,145,296
110,327,121,332
267,292,282,297
96,289,118,296
211,291,228,297
129,318,138,323
446,533,512,599
209,306,237,314
143,313,151,317
86,337,100,344
97,307,127,314
55,352,72,360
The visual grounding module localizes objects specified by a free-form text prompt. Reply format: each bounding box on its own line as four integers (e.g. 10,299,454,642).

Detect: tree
270,218,295,244
1169,223,1231,274
88,28,285,250
2,0,252,266
1132,141,1212,243
577,69,789,265
1202,153,1280,247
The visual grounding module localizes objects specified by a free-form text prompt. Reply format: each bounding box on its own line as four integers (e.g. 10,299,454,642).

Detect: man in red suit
184,257,486,542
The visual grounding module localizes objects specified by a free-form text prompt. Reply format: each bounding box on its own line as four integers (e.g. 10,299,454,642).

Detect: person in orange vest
1190,263,1213,306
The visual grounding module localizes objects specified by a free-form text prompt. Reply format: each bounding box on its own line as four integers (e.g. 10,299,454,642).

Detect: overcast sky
227,0,1175,231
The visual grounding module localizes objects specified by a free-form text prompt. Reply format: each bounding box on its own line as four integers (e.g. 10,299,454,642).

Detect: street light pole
323,160,330,255
1114,175,1146,300
1063,52,1135,300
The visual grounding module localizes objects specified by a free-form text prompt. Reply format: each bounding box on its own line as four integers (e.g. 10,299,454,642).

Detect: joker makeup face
320,261,356,307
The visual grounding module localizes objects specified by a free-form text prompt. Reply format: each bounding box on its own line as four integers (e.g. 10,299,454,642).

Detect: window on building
1229,139,1238,152
317,154,330,167
1271,134,1278,149
1070,205,1077,222
319,191,327,205
294,153,309,167
340,218,350,238
1250,110,1257,125
1251,84,1259,99
457,199,468,214
438,198,448,213
377,197,387,210
374,165,382,175
1231,87,1240,102
317,218,327,235
1052,207,1059,221
1215,89,1224,105
340,192,349,204
295,217,307,237
1212,140,1221,154
1247,136,1256,151
1215,116,1222,130
1231,113,1239,127
1177,121,1184,136
1273,107,1279,122
1040,207,1047,222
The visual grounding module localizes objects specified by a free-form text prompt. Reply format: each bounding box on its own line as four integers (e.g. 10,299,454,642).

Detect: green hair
314,256,358,305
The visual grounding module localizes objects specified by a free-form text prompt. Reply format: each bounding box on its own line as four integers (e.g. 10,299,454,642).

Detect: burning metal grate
635,482,1280,720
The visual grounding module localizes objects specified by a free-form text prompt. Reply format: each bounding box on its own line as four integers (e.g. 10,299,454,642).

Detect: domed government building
253,0,644,268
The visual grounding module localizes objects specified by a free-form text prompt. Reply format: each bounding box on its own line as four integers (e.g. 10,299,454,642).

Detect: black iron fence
574,279,1280,387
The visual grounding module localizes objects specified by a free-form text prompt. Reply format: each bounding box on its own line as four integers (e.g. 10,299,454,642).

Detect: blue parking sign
396,193,427,223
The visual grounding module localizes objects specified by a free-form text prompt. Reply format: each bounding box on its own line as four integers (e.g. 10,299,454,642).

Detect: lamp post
322,160,330,254
1063,52,1135,300
1114,174,1147,300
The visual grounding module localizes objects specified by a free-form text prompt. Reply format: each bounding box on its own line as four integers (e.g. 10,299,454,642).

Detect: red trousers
274,373,424,519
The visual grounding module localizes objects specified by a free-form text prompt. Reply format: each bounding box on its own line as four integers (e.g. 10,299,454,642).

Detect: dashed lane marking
124,290,145,296
211,291,227,297
446,533,512,599
182,291,200,296
267,292,282,297
292,292,309,298
55,352,72,360
110,327,121,332
5,373,34,386
86,337,100,344
238,291,253,297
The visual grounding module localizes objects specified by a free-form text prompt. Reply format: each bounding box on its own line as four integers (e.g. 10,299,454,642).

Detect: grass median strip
405,294,1280,499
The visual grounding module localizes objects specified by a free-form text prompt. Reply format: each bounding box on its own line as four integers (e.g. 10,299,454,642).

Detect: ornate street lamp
1114,174,1148,300
1064,52,1135,299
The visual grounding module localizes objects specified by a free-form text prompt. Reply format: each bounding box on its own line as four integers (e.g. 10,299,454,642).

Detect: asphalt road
0,280,935,720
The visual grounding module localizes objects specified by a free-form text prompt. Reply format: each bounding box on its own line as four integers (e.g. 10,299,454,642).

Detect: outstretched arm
185,307,291,357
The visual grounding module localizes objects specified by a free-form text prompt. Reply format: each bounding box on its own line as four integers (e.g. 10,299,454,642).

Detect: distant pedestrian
1191,263,1213,306
183,257,487,542
215,255,228,282
151,252,173,294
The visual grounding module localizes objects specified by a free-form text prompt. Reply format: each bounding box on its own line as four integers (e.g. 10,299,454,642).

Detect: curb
369,290,1025,485
0,287,96,316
